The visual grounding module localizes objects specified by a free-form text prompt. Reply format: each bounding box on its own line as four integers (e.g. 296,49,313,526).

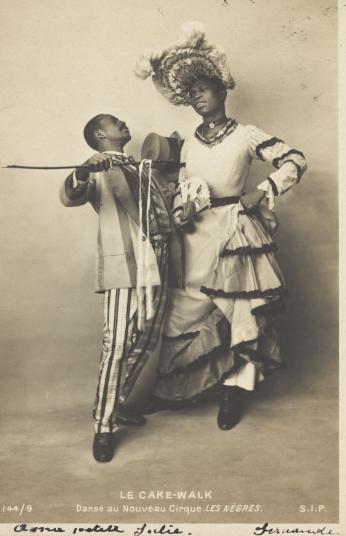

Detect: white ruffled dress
154,120,307,401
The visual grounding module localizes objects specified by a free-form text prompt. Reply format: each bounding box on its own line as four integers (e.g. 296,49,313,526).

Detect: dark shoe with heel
217,386,248,431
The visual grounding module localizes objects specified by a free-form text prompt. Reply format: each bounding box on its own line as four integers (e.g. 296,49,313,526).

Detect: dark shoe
217,386,248,431
115,405,146,426
93,433,114,463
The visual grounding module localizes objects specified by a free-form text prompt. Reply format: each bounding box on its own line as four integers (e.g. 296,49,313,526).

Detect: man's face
189,77,226,116
100,115,131,144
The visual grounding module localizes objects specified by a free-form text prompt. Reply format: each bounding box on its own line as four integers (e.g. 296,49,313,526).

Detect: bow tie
109,154,136,166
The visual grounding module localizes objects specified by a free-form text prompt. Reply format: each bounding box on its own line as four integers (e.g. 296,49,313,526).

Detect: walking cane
2,161,184,170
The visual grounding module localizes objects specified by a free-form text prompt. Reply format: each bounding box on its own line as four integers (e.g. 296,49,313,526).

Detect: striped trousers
93,240,168,433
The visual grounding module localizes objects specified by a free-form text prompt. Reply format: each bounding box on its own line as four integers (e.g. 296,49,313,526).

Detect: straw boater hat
133,21,235,106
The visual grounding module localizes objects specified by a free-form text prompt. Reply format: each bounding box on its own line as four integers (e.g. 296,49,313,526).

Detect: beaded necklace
194,118,238,147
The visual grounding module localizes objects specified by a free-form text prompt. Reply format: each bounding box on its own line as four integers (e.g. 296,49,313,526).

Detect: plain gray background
0,0,338,525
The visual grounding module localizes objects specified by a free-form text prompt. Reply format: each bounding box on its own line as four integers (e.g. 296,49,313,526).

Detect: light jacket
60,165,183,291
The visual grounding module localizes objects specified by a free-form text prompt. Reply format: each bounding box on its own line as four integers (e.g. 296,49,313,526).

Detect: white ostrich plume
133,53,153,80
179,21,205,47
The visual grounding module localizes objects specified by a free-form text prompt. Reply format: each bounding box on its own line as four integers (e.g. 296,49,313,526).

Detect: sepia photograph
0,0,341,534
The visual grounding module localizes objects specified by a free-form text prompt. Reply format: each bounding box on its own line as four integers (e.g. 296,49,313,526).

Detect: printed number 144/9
1,504,33,514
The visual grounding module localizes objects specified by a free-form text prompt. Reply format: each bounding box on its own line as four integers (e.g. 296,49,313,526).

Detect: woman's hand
182,200,197,220
175,214,195,233
240,189,265,214
174,201,197,233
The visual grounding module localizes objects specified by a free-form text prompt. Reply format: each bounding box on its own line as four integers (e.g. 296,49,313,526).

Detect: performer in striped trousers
60,114,181,462
94,240,168,434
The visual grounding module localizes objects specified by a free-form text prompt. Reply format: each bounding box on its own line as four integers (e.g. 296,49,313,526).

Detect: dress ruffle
159,307,229,376
224,210,277,252
155,312,284,402
155,349,237,402
221,242,278,256
154,205,286,402
201,210,286,299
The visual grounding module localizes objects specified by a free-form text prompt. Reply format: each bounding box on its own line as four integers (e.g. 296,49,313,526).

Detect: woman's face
189,77,226,117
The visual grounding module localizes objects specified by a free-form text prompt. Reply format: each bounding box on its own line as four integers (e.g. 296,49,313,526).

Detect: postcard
0,0,342,535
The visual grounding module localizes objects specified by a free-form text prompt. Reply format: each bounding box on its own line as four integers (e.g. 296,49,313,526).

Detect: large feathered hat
133,21,235,106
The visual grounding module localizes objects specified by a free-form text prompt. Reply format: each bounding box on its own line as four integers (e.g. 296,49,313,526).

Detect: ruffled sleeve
245,125,307,209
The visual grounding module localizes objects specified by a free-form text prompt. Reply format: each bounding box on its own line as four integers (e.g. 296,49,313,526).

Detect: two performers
61,22,307,462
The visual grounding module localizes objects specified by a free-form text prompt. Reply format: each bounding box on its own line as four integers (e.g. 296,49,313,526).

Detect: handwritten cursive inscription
253,523,339,536
13,524,191,536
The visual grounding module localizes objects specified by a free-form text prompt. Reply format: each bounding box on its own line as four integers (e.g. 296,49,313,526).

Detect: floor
0,324,338,525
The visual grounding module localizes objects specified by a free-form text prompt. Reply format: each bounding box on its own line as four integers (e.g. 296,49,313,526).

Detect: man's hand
75,153,113,182
240,189,265,214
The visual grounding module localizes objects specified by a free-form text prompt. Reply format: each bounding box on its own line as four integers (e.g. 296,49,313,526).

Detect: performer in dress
134,23,307,430
60,114,182,461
